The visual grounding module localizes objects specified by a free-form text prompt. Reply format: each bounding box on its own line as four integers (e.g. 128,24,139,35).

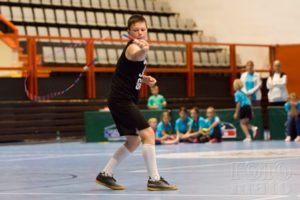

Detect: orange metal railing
0,34,275,100
0,15,19,49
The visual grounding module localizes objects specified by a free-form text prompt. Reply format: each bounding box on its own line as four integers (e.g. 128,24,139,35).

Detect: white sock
102,144,130,176
142,144,160,181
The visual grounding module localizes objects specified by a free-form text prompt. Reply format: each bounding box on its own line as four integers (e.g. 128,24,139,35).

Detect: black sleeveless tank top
108,40,146,104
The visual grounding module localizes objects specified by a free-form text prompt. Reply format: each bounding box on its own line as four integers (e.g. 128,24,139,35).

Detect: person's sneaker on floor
96,172,125,190
209,138,222,143
285,136,292,142
193,138,200,143
147,177,177,191
294,136,300,142
252,126,259,139
243,137,252,143
208,138,217,143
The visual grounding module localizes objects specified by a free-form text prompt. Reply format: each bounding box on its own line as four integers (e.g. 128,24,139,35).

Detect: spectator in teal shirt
284,93,300,142
175,107,192,141
205,107,222,143
156,111,178,145
147,85,167,110
181,107,202,143
175,107,192,133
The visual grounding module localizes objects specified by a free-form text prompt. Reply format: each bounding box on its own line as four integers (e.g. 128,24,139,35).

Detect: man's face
128,21,148,40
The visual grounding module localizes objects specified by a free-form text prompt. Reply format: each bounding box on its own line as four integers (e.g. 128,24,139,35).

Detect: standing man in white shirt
240,61,262,106
267,60,288,106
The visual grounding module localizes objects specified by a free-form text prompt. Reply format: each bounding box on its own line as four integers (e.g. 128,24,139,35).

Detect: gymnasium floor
0,141,299,200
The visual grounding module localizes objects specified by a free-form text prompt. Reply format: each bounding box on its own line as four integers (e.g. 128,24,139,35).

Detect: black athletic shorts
108,98,149,136
239,105,253,120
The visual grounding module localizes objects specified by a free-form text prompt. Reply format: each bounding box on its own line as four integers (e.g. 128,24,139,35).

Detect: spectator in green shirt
147,85,167,110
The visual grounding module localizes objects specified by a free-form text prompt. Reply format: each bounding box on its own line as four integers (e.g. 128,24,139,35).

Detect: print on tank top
135,60,147,90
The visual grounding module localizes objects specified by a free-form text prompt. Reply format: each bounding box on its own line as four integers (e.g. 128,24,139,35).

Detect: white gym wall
168,0,300,44
167,0,300,70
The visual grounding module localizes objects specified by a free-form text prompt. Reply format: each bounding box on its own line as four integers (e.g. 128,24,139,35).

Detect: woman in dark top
95,15,177,191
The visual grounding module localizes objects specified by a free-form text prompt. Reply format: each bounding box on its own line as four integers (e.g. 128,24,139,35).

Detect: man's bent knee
124,136,141,152
138,127,155,145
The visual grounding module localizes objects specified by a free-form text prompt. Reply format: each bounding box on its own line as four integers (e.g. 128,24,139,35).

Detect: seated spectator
147,85,167,110
156,111,178,145
195,117,210,143
181,107,204,143
189,107,200,133
175,107,192,141
284,93,300,142
205,107,222,143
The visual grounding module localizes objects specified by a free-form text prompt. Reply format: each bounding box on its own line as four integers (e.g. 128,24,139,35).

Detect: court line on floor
0,150,172,162
0,153,113,162
252,196,289,200
151,169,300,173
130,156,300,173
0,153,134,162
2,153,299,164
0,192,290,199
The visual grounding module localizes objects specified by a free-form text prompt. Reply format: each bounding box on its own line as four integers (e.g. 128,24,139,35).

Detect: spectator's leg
209,128,222,143
286,116,295,142
294,115,300,142
179,133,190,142
155,139,162,145
199,134,209,143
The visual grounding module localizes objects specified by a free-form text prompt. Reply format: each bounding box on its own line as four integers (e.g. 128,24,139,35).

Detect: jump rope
24,57,98,101
24,33,141,101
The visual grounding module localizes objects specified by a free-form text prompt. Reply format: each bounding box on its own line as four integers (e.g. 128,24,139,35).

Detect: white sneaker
294,136,300,142
252,126,259,139
285,136,292,142
243,137,252,142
